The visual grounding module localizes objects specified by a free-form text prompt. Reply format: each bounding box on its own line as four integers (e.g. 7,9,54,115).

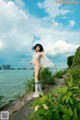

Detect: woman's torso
32,52,42,65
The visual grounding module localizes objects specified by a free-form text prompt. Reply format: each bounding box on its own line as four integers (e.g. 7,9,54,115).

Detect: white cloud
0,40,5,50
0,0,28,32
37,0,71,28
15,0,25,7
37,0,70,19
69,20,75,27
37,2,43,8
43,40,79,55
0,0,79,59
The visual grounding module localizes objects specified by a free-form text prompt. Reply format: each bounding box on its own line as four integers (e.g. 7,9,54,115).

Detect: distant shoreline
0,68,34,70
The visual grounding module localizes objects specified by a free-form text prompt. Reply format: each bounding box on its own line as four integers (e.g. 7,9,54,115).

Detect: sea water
0,70,33,106
0,67,64,106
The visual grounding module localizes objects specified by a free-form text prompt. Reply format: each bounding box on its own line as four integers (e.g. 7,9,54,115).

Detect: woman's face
36,45,41,52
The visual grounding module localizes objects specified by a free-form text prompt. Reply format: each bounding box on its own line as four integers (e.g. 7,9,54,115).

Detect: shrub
65,67,80,97
53,69,68,78
67,55,74,68
70,67,80,82
65,67,80,87
56,86,80,120
40,68,55,85
30,93,59,120
72,47,80,67
24,79,35,92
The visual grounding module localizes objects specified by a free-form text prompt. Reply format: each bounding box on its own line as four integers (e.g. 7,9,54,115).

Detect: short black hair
32,43,44,52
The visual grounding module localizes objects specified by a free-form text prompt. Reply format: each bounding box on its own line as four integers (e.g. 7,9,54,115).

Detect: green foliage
67,47,80,68
70,67,80,85
66,46,80,85
30,93,59,120
40,68,55,85
24,79,35,92
65,66,80,96
30,82,80,120
72,47,80,67
53,69,68,78
67,56,74,68
55,83,80,120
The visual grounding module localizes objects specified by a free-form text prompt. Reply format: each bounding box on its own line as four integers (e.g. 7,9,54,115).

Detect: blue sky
0,0,80,68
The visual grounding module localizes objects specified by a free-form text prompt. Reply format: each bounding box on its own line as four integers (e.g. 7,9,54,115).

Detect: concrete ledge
0,92,34,115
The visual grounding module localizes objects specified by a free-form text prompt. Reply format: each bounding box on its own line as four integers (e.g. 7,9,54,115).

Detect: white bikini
32,53,41,63
33,53,40,59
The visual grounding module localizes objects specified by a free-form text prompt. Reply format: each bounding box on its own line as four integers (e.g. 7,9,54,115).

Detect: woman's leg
33,64,41,97
34,64,41,81
35,64,42,95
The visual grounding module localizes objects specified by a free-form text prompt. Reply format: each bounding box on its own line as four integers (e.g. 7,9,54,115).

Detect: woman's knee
36,64,41,68
35,76,39,80
35,73,39,79
34,65,41,80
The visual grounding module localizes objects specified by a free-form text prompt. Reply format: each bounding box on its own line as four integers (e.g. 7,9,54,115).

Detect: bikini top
33,53,41,60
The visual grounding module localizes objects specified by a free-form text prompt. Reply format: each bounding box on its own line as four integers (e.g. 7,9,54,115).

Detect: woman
30,43,54,98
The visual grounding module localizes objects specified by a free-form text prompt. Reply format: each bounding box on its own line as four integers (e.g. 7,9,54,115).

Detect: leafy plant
30,83,80,120
55,83,80,120
53,69,68,78
67,55,74,68
70,67,80,83
72,47,80,67
40,68,55,85
30,93,59,120
24,79,35,92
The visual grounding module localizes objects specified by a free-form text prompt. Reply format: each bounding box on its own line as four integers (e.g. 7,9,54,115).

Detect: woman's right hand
30,62,32,64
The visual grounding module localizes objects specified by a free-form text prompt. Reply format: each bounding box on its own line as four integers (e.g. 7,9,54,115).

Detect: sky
0,0,80,68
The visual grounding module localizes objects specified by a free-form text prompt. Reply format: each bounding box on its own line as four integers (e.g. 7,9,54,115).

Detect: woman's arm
30,59,33,64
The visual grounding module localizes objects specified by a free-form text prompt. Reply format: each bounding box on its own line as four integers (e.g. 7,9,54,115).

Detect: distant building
2,64,11,70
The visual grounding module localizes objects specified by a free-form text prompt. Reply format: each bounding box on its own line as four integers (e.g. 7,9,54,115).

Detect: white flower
34,105,39,111
43,104,48,110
